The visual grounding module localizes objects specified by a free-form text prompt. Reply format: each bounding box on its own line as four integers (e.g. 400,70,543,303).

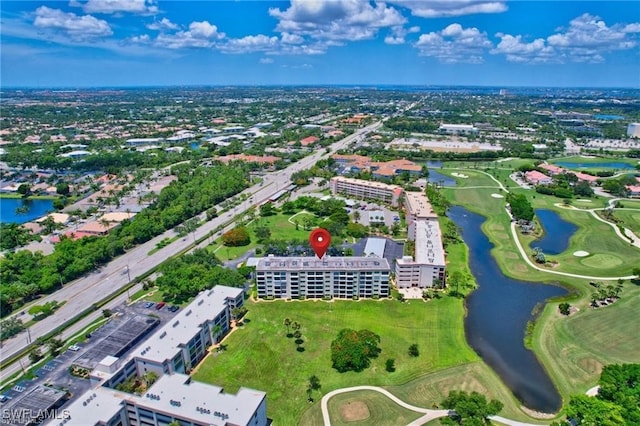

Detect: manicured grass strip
534,285,640,399
327,390,423,426
192,298,476,426
611,209,640,235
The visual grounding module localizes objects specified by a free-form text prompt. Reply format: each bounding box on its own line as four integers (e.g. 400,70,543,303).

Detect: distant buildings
216,153,280,165
628,123,640,138
256,256,390,299
438,124,479,135
331,154,423,178
330,176,403,206
524,170,552,185
58,286,268,426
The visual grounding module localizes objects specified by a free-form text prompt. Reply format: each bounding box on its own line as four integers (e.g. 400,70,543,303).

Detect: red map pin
309,228,331,259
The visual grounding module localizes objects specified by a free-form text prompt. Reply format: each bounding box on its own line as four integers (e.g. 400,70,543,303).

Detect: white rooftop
414,220,446,266
140,374,265,426
136,286,242,364
405,192,438,219
363,238,386,258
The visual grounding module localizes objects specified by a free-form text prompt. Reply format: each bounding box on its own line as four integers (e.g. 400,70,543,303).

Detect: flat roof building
438,124,479,135
330,176,403,207
51,286,267,426
396,192,446,290
256,256,390,299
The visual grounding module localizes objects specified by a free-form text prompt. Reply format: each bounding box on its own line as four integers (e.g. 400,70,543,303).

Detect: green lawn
534,284,640,398
193,298,476,426
205,212,322,261
326,390,423,426
611,209,640,235
549,155,639,166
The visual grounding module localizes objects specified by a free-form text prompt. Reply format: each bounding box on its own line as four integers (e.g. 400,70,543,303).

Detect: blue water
593,114,624,120
190,142,201,150
448,206,567,413
531,209,578,255
427,169,457,187
0,198,54,224
554,161,635,169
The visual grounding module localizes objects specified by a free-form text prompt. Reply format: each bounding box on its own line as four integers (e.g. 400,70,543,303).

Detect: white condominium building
396,192,446,289
330,176,404,206
404,191,438,239
256,256,390,299
55,286,267,426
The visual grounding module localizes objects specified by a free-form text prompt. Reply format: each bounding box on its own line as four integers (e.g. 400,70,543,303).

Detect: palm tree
284,318,291,335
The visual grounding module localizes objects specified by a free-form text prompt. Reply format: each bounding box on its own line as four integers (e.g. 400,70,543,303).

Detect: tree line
0,163,250,316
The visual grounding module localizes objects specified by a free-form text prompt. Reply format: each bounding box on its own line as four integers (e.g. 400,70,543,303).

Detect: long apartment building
256,256,390,299
330,176,403,207
55,286,267,426
395,192,446,289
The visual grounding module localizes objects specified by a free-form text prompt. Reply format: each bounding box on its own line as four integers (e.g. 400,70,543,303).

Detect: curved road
320,385,547,426
0,121,383,380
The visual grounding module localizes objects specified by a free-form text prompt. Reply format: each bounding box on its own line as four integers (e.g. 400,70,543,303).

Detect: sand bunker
491,193,504,198
573,251,589,257
451,172,469,178
576,199,592,203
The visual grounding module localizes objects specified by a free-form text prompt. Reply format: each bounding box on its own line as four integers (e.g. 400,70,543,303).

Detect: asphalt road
0,121,382,380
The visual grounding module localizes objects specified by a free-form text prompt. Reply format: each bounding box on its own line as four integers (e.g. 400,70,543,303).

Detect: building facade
256,256,390,299
54,286,266,426
330,176,403,206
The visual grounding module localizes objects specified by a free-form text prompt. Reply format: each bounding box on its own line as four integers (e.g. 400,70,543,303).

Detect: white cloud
220,34,279,54
34,6,112,38
259,57,274,64
492,14,640,63
147,18,178,31
415,23,492,63
153,21,225,49
389,0,506,18
269,0,405,43
78,0,158,15
384,24,419,45
281,32,304,44
491,34,556,63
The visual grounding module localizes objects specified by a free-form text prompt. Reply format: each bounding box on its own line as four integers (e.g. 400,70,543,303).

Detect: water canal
448,205,567,413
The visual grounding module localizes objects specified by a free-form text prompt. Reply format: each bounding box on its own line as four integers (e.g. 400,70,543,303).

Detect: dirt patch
519,405,557,419
340,401,370,422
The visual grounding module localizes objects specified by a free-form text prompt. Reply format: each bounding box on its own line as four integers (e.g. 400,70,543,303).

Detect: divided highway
0,121,382,380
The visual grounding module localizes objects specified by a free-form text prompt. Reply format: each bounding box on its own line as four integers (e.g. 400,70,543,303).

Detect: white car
68,345,80,351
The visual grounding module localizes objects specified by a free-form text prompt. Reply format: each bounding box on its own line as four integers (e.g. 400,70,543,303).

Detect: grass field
193,298,477,426
205,212,321,260
326,390,423,425
611,209,640,235
549,155,639,166
534,284,640,398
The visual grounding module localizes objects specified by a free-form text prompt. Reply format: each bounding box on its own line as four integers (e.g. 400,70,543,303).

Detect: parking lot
1,301,180,412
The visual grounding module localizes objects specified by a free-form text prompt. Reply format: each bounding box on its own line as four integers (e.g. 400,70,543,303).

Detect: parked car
144,301,154,308
168,305,180,313
68,345,80,352
155,302,166,310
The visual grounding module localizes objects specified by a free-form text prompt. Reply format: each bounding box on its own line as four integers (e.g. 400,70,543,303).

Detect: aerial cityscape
1,1,639,426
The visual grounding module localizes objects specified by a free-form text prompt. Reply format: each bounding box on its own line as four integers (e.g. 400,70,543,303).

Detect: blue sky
1,1,639,87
